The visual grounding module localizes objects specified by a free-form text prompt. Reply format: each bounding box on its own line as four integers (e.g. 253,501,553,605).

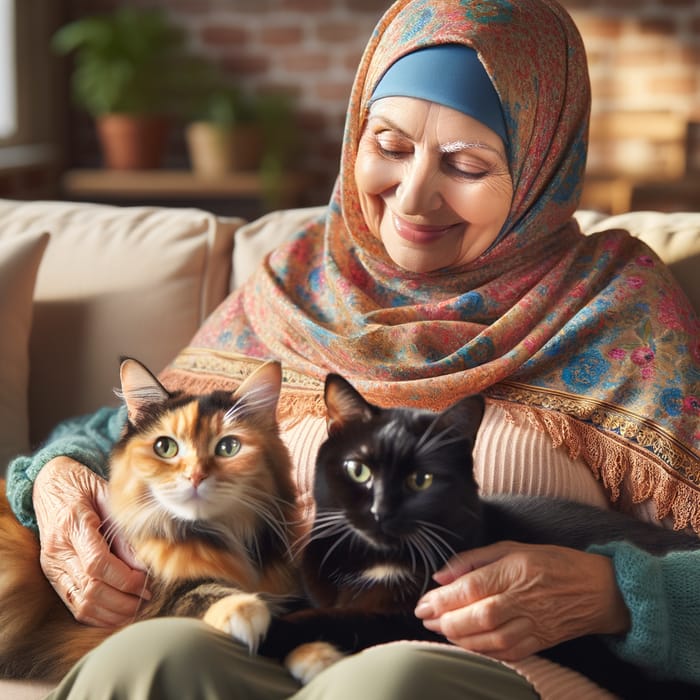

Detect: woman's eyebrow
440,139,507,164
440,140,499,155
366,113,410,137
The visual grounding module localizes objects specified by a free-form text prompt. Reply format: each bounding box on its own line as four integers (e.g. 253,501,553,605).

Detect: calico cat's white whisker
223,386,278,425
227,482,295,562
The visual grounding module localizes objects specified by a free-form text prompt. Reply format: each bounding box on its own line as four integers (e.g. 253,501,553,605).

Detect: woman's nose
396,157,442,214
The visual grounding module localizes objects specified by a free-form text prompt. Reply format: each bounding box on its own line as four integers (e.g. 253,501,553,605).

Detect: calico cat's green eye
344,459,372,484
153,436,178,459
406,471,433,491
215,436,241,458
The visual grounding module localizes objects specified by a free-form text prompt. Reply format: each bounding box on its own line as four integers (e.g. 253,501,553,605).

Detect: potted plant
52,8,188,170
185,84,264,177
183,69,298,204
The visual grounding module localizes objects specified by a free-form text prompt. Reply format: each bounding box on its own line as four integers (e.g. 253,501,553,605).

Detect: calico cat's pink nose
189,470,207,488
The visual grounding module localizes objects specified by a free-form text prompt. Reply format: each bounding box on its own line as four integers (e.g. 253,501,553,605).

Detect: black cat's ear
231,360,282,423
324,374,375,434
118,357,170,424
439,394,485,446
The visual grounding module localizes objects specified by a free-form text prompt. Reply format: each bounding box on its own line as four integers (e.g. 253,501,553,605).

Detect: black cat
260,374,700,698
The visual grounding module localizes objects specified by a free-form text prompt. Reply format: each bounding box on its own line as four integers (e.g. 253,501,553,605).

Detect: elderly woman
7,0,699,698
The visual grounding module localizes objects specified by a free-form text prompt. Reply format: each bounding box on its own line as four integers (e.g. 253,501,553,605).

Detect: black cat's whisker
416,429,466,460
414,520,459,562
403,533,435,595
408,527,453,594
414,411,462,452
306,510,348,535
319,528,356,572
414,412,445,450
289,512,348,558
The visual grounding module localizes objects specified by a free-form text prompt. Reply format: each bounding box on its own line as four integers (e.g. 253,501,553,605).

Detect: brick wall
65,0,700,209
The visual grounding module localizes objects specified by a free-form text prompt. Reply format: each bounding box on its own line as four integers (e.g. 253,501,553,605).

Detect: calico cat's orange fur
0,359,301,680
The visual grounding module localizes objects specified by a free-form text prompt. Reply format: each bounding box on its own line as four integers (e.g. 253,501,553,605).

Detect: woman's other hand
33,457,150,627
415,541,630,661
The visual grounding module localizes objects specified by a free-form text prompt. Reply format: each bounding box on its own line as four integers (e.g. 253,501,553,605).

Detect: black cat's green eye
406,471,433,491
215,436,241,458
344,459,373,484
153,436,178,459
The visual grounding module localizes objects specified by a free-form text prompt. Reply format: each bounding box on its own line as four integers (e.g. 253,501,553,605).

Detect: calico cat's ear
118,357,171,424
324,374,375,434
231,361,282,420
439,394,485,446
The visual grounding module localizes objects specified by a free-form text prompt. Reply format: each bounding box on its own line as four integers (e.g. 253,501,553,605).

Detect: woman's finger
33,457,150,626
74,508,149,599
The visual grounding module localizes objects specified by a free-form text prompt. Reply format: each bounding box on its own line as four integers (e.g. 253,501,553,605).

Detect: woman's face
355,96,513,273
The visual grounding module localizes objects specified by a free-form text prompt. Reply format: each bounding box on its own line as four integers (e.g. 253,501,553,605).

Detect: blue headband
370,45,508,146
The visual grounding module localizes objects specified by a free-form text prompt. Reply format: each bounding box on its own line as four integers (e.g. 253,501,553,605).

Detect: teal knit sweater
6,409,700,686
7,406,126,533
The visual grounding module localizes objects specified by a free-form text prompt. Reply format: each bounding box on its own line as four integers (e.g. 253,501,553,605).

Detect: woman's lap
45,618,539,700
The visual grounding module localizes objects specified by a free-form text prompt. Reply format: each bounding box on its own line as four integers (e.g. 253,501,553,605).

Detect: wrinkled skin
33,457,150,627
415,541,631,661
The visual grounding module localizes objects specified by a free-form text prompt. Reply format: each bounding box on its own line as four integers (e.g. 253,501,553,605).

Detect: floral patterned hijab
164,0,700,529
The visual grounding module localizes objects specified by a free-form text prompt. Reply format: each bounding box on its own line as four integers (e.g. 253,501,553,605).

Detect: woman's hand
415,541,630,661
33,457,150,627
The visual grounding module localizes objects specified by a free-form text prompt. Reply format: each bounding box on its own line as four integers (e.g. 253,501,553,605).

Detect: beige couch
0,199,698,698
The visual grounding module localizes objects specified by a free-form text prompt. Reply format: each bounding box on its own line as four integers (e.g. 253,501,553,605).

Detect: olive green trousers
46,618,539,700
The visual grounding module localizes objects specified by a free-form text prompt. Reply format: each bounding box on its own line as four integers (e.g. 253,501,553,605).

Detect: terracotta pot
96,114,169,170
186,122,264,177
230,123,264,171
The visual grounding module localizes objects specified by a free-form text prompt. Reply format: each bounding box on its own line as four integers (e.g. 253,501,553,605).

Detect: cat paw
284,641,345,684
203,592,271,653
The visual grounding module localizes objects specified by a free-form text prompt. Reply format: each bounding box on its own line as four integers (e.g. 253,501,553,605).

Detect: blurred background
1,0,699,218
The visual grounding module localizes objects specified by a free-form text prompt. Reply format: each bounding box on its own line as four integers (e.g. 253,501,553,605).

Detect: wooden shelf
580,174,700,215
60,168,311,212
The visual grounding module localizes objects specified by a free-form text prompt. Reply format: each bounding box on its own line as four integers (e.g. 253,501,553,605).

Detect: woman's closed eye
375,132,412,159
442,156,489,180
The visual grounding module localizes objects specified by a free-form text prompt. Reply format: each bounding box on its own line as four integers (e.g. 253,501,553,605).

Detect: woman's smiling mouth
393,215,461,244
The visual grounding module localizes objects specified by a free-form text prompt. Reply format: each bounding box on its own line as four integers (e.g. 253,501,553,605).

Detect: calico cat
259,373,700,699
0,358,301,680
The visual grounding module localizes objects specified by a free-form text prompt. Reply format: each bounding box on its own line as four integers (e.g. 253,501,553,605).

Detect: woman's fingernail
414,602,434,618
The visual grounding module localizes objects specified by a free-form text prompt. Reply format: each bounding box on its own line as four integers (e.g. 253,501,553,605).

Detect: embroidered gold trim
488,381,700,488
167,347,324,393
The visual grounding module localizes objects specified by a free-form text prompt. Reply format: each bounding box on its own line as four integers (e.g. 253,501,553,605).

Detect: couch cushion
0,232,49,473
0,200,243,445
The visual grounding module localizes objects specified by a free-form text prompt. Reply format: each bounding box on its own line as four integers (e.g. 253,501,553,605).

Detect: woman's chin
383,240,455,273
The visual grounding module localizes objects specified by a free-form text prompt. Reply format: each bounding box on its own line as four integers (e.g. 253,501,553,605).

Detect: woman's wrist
588,551,631,637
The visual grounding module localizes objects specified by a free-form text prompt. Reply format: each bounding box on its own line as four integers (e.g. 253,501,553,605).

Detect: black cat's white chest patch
360,564,412,584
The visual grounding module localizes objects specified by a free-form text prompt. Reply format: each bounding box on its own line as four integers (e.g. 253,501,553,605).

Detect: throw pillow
0,232,49,474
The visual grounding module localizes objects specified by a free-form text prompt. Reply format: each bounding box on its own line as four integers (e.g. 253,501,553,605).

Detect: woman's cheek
355,148,396,195
355,149,397,239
